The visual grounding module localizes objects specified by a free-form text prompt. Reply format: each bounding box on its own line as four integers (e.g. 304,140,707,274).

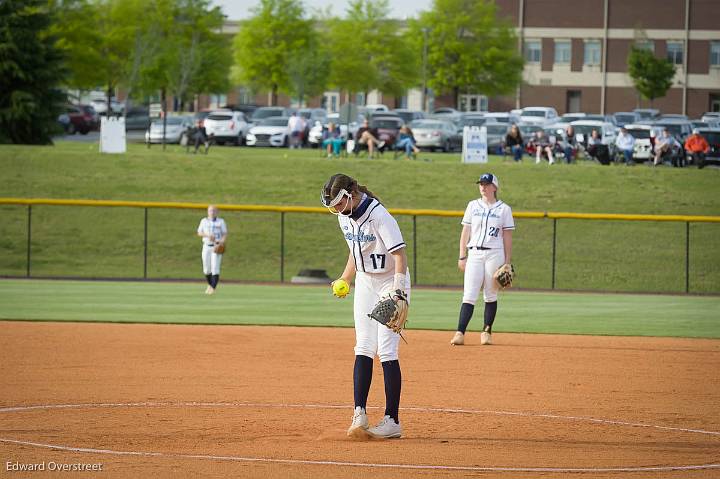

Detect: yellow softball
332,279,350,297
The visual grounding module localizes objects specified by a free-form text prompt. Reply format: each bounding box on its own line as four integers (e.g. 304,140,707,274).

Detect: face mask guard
321,188,353,216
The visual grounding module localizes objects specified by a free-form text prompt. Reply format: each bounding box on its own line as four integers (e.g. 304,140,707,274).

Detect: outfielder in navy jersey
451,173,514,346
321,173,410,439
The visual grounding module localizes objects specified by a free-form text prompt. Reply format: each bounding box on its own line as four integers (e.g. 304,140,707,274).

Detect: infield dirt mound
1,322,718,478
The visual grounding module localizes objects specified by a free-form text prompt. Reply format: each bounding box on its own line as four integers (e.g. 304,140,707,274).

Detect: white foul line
1,401,719,473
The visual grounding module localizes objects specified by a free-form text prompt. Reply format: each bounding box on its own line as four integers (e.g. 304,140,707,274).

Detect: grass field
1,279,719,338
0,142,719,293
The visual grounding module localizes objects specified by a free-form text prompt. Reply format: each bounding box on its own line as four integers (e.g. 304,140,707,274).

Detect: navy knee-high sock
205,274,212,285
381,360,401,423
211,274,219,288
483,301,498,333
353,355,373,410
457,302,475,333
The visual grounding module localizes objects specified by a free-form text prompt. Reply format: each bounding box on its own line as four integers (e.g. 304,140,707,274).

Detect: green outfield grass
1,280,718,338
0,142,719,293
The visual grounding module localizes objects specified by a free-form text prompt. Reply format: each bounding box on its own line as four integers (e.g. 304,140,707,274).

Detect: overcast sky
214,0,433,20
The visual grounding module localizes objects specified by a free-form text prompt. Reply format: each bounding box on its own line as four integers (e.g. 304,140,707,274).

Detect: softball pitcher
451,173,514,346
196,205,227,295
321,173,410,439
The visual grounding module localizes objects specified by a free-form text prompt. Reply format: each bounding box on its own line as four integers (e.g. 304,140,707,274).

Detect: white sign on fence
99,116,127,154
461,126,487,163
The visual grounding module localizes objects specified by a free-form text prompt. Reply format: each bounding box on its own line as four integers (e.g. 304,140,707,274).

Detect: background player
451,173,514,346
196,205,227,295
321,173,410,439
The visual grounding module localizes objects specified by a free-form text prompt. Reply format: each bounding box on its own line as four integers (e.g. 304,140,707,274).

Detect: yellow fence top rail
1,198,719,223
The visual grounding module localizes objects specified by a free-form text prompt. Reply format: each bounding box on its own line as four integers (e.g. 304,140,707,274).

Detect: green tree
412,0,523,106
627,46,675,107
233,0,312,105
0,0,66,144
286,26,330,106
328,0,419,101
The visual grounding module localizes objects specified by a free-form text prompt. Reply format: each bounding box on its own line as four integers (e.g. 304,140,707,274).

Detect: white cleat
347,406,369,438
480,331,492,345
205,285,211,294
207,287,215,295
367,415,402,439
450,331,464,346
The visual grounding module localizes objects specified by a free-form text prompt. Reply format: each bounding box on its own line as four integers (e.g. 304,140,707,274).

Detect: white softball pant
462,248,505,304
353,269,411,362
201,245,223,275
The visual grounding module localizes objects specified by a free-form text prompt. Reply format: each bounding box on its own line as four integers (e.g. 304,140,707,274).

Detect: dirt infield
1,321,719,478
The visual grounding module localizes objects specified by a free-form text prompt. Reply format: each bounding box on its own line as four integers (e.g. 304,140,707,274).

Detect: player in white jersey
321,173,411,440
451,173,514,346
196,205,228,295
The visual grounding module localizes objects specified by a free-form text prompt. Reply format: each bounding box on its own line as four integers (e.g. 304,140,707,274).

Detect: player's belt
469,246,491,250
206,243,214,247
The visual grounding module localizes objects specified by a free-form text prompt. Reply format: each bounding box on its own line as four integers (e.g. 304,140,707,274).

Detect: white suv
520,107,558,125
203,110,249,146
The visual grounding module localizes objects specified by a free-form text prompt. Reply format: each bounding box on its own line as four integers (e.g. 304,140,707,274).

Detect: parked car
623,123,655,162
249,106,290,126
369,115,404,146
570,120,618,158
560,113,587,123
298,108,327,124
90,98,124,115
145,116,193,144
653,119,693,142
245,117,291,147
393,109,425,125
192,109,214,129
485,123,510,152
223,104,258,117
484,112,521,125
60,104,98,134
520,106,558,125
431,107,462,122
409,119,461,152
365,104,390,114
613,112,641,128
659,114,689,120
124,106,151,131
633,108,660,120
701,112,720,123
691,120,709,130
695,128,720,166
203,110,249,145
518,123,543,139
458,114,494,130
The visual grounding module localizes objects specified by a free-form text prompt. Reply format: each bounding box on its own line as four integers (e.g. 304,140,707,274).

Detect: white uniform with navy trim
337,195,411,362
198,217,227,275
461,199,514,304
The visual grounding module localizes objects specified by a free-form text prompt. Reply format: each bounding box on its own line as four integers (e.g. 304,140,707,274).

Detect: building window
666,42,683,65
635,40,655,52
584,40,601,66
524,40,541,63
458,94,488,112
711,42,720,66
555,40,571,64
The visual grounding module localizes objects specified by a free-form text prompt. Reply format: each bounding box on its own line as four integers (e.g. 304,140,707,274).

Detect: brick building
192,0,719,117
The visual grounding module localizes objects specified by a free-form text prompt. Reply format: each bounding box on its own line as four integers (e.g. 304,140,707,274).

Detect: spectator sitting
653,128,680,166
615,127,635,165
534,130,555,165
287,112,305,149
322,122,344,157
354,119,385,157
586,129,610,165
191,120,211,154
504,124,524,162
395,125,420,160
561,125,579,164
684,129,710,169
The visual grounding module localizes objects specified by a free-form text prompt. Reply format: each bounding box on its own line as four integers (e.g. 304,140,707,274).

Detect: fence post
551,218,557,290
26,205,32,278
412,215,417,285
143,208,148,280
280,212,285,283
685,221,690,293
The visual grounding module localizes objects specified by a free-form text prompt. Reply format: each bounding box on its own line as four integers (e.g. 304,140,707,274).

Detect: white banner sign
100,116,127,154
462,126,487,163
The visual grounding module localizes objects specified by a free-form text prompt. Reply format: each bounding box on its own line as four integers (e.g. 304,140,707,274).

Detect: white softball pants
462,248,505,304
354,269,411,362
201,245,223,275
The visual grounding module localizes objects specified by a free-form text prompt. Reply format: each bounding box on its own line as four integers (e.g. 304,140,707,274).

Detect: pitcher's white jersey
337,196,406,274
462,199,514,249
